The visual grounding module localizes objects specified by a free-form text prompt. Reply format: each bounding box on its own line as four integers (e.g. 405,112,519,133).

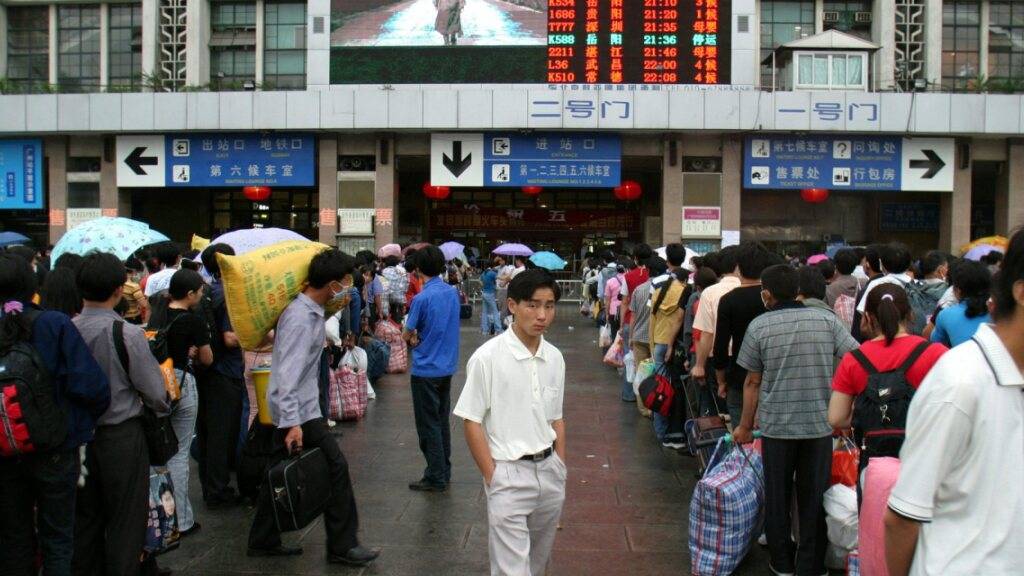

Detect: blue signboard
880,203,940,233
744,135,902,191
0,139,44,210
482,133,621,188
165,133,315,187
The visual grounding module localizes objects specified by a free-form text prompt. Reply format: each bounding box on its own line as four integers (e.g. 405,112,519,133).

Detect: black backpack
0,310,68,457
850,341,931,465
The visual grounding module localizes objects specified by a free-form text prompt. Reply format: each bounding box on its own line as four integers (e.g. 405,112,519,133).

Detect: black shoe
247,545,304,557
328,545,380,567
179,523,201,538
408,479,447,492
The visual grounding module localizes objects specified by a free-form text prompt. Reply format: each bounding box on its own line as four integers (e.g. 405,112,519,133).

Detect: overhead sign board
0,139,44,210
431,133,484,187
483,133,621,188
743,136,954,192
117,134,315,188
682,206,721,238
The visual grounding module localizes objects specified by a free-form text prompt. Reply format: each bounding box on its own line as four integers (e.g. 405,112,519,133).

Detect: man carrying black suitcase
246,248,379,567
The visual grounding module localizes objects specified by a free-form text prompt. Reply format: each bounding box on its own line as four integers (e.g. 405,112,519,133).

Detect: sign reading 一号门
0,139,44,210
483,133,621,188
117,134,315,187
744,136,954,192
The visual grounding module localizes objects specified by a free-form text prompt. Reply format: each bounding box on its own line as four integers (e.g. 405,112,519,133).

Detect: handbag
144,468,180,556
638,364,677,417
603,333,625,367
113,321,179,466
831,435,860,487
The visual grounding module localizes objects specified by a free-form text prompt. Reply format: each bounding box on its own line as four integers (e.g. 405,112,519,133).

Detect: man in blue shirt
403,245,461,492
480,261,502,335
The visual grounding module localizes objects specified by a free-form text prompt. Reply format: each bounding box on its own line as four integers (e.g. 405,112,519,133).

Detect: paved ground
161,303,774,575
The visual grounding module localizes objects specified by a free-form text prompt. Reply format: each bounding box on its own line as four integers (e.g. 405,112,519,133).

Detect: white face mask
761,291,770,309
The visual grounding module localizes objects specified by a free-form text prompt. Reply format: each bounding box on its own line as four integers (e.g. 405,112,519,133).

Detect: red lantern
613,180,642,201
243,186,271,201
422,183,451,200
521,185,543,196
800,187,829,203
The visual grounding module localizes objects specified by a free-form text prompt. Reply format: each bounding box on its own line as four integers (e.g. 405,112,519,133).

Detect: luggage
859,457,900,576
637,366,676,417
267,447,331,533
689,440,765,576
685,416,729,477
237,421,278,501
602,333,625,368
328,352,368,422
824,484,858,569
831,435,860,487
144,468,180,556
363,337,390,384
374,320,408,374
460,303,472,320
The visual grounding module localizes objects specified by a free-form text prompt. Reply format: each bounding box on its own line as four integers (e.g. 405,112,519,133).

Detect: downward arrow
125,146,159,176
909,149,945,179
443,141,472,178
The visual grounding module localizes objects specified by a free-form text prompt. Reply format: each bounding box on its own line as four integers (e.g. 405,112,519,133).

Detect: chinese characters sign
744,135,902,192
431,208,638,231
484,133,621,187
880,203,940,233
547,0,731,84
0,139,43,210
166,134,315,187
682,206,720,238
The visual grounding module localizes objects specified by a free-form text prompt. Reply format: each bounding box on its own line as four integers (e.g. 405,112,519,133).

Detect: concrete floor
161,304,775,575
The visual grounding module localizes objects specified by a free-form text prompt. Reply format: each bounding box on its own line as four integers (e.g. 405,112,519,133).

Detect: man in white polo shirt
455,269,567,576
884,228,1024,576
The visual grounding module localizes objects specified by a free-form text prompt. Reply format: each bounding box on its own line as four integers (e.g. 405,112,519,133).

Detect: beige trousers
485,455,567,576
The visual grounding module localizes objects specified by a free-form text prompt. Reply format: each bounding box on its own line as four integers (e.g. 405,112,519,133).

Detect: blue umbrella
0,231,30,248
50,217,170,263
438,241,466,262
530,251,567,270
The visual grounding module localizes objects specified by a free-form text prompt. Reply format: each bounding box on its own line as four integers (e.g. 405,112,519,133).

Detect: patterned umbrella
50,217,169,263
529,251,567,270
492,243,534,257
211,227,308,255
438,241,466,261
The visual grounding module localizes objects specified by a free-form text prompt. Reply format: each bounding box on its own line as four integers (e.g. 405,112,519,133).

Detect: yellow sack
217,240,330,350
191,234,211,252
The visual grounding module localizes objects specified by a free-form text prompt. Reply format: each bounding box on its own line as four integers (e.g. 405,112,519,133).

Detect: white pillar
141,0,160,89
924,0,943,88
873,0,896,91
100,3,109,91
306,0,331,89
255,0,265,85
0,5,8,78
185,0,210,87
979,0,990,80
49,5,58,86
815,0,825,34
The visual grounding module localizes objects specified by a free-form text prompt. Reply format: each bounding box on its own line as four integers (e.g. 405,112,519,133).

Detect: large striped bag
689,440,765,576
373,319,408,374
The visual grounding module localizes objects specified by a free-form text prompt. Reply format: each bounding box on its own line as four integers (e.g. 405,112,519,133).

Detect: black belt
519,446,554,462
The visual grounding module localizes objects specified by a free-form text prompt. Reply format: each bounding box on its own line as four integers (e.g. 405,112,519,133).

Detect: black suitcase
266,447,331,532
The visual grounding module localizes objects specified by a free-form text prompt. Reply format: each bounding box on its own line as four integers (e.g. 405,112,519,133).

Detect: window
211,189,316,238
58,5,101,92
796,52,865,89
210,2,257,90
942,0,981,91
109,4,143,90
264,1,306,90
760,0,816,89
6,7,50,92
989,1,1024,84
823,1,872,40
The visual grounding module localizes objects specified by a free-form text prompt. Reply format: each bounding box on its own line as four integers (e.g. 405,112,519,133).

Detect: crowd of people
583,232,1024,576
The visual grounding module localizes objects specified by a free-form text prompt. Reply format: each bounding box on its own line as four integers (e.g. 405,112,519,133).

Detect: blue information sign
165,133,315,187
880,203,940,233
744,135,902,191
0,139,43,210
483,133,621,188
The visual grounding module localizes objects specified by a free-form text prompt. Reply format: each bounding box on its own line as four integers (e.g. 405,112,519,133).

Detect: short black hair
200,243,235,279
508,268,562,302
798,266,827,300
7,245,36,264
41,268,82,317
632,243,653,262
992,228,1024,321
383,255,400,267
694,267,719,291
715,245,739,276
881,243,912,274
354,250,377,267
833,249,859,276
664,243,686,267
920,250,948,277
863,244,884,274
416,246,445,278
153,241,180,268
953,260,992,319
404,249,420,273
736,241,773,280
0,253,38,304
816,259,836,281
169,269,205,300
762,264,799,302
307,248,356,289
645,256,668,278
54,252,84,273
76,252,128,302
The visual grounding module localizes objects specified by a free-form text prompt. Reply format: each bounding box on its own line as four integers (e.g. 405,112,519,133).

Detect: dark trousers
724,364,747,427
248,418,359,555
410,375,452,486
318,349,330,419
762,435,832,576
198,371,245,503
72,419,151,576
0,447,79,576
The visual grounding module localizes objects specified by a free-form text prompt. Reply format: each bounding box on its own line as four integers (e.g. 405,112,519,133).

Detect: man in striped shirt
732,264,857,576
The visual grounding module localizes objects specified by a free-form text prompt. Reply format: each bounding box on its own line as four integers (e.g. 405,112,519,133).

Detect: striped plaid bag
688,440,765,576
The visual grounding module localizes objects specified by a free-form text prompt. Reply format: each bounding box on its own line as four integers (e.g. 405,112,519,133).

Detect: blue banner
483,133,621,188
165,133,315,187
880,202,940,233
0,140,43,210
744,135,902,191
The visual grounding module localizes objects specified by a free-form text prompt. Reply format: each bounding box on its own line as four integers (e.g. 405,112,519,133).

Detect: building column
0,5,9,78
814,0,825,35
317,136,338,245
46,138,68,246
48,5,58,86
873,0,896,91
100,138,119,215
99,4,110,91
999,142,1024,236
661,139,682,245
721,135,742,236
979,0,990,80
940,142,972,253
185,0,210,87
375,137,396,249
306,0,330,89
255,0,266,85
923,0,942,88
141,0,160,89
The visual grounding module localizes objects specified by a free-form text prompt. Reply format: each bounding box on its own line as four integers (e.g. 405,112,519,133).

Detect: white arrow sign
116,135,166,187
430,133,483,187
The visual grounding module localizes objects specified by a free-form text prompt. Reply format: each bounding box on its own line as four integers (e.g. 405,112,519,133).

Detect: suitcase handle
693,430,761,449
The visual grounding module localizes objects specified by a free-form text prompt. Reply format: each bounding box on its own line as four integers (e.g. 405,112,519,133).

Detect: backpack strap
849,348,878,375
112,320,130,376
897,340,933,374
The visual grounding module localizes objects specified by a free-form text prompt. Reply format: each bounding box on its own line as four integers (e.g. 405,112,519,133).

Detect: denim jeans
480,292,502,334
0,448,79,576
410,375,453,486
168,372,198,531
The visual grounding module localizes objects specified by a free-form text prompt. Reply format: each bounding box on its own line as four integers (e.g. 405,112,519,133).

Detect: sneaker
768,564,795,576
661,442,686,450
327,419,337,428
757,533,767,546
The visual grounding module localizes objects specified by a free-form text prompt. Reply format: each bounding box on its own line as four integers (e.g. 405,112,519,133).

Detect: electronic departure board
546,0,729,84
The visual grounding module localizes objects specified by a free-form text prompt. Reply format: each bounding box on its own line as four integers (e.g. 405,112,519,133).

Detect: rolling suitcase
266,447,331,532
682,373,728,477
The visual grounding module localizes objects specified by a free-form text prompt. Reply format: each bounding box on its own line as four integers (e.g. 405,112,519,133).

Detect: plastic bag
624,351,636,383
603,333,625,367
831,436,860,487
824,484,859,552
634,358,656,396
598,324,612,348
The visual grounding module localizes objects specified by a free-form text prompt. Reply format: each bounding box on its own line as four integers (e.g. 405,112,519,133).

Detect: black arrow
910,149,945,179
442,141,472,178
125,146,159,176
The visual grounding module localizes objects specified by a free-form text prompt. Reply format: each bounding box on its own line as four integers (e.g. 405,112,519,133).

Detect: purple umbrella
438,241,465,261
964,244,1003,262
492,243,534,257
210,227,308,255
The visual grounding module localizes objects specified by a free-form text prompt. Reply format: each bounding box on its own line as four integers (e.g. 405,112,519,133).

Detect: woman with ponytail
930,259,992,347
828,284,948,430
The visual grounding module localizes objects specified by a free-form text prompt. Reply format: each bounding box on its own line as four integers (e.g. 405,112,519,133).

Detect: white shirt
888,323,1024,576
143,267,177,297
855,272,913,314
496,265,516,289
509,265,526,279
454,329,565,461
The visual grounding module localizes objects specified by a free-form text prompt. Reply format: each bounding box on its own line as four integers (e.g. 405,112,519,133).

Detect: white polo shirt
454,329,565,462
888,323,1024,576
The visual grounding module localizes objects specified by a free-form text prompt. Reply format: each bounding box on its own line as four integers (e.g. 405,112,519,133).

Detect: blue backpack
364,338,390,384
